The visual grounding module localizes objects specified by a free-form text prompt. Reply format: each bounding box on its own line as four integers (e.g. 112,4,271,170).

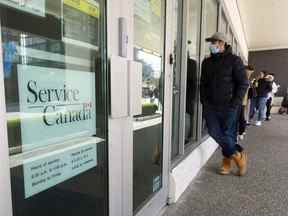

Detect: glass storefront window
133,0,165,212
185,0,201,146
1,0,108,215
202,0,218,137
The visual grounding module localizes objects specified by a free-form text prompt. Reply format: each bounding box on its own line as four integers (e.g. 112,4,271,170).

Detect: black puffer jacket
256,77,273,97
200,46,249,110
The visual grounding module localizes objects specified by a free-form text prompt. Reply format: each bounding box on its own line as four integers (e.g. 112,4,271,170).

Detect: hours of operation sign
23,142,97,198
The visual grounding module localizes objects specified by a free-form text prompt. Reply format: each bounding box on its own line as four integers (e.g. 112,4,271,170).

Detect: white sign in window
17,65,96,151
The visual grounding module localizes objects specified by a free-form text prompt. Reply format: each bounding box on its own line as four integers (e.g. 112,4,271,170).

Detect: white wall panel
222,0,249,61
169,137,218,203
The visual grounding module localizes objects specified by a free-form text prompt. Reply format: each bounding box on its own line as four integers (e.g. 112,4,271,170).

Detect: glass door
133,0,167,214
0,0,108,215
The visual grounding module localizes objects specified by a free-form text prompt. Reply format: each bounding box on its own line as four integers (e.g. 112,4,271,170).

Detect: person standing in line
200,32,249,176
245,66,256,125
238,65,254,140
254,71,273,126
248,72,262,122
265,73,280,121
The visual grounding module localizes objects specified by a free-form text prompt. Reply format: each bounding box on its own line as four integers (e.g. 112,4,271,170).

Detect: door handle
173,87,180,95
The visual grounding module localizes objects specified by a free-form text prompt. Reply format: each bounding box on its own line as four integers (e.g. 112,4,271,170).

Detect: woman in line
254,71,273,126
238,65,254,140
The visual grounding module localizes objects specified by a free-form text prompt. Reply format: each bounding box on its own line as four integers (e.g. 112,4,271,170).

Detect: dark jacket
256,78,273,97
248,79,258,99
200,46,249,110
186,57,197,115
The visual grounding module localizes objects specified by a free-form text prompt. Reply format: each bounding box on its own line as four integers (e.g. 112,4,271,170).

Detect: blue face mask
209,44,220,54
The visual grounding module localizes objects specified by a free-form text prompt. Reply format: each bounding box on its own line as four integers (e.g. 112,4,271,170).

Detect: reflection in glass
133,0,164,212
134,48,163,117
202,0,218,137
185,0,201,145
1,0,108,215
185,55,197,144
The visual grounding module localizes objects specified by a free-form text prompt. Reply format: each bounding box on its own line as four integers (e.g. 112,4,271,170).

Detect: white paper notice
0,0,45,17
23,142,97,198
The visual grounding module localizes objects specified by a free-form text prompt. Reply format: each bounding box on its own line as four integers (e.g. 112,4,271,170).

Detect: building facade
0,0,248,216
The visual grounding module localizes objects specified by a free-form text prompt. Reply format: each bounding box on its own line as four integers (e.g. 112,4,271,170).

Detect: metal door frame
134,0,172,215
0,19,14,216
171,0,205,166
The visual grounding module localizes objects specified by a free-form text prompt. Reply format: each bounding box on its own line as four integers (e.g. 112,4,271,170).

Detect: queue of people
248,71,279,126
237,68,280,143
200,32,281,177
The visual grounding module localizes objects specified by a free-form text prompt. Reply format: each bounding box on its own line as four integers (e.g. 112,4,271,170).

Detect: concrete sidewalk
163,114,288,216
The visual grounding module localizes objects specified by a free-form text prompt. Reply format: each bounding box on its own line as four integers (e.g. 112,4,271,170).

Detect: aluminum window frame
134,0,173,215
0,19,14,216
170,0,203,164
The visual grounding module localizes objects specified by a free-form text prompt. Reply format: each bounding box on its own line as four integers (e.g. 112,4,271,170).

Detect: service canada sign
17,65,96,151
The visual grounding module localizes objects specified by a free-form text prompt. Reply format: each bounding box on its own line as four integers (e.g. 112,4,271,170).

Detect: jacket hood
265,75,274,82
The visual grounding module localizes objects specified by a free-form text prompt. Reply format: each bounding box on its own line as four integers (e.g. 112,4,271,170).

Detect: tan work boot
219,157,232,175
232,151,248,176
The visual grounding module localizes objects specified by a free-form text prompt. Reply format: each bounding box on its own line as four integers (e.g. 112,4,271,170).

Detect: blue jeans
257,97,267,121
249,97,257,120
204,107,243,157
